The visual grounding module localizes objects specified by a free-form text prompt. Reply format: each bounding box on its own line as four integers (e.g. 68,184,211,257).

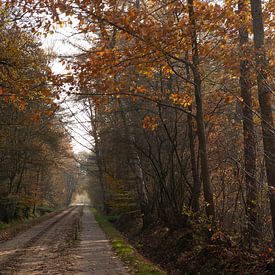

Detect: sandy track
0,206,128,275
74,207,128,274
0,206,81,274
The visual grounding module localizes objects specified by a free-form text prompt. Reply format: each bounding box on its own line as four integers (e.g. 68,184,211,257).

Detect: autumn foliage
0,8,78,222
1,0,274,273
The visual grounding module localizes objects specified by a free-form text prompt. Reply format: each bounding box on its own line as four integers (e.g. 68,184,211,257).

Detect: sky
42,24,92,154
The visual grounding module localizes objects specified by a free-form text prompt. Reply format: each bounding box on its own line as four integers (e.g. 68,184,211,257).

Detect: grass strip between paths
91,208,166,275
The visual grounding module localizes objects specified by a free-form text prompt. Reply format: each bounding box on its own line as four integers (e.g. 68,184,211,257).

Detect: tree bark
238,0,258,243
118,99,151,228
187,0,215,218
250,0,275,239
188,105,201,212
185,53,201,212
88,99,108,213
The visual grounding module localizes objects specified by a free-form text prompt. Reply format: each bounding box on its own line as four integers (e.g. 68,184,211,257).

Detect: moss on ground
92,208,166,275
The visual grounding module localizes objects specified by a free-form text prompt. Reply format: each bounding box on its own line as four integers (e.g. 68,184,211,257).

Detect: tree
249,0,275,239
238,0,258,244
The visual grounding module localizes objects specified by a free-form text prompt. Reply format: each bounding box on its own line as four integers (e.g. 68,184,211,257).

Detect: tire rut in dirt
0,206,82,274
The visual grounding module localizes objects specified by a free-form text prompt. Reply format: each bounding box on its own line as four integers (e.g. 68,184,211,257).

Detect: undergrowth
91,208,166,275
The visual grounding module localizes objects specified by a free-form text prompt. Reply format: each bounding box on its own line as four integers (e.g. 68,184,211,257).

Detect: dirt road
0,206,128,274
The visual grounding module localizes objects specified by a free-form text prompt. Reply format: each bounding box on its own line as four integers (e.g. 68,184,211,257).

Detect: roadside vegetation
92,208,166,275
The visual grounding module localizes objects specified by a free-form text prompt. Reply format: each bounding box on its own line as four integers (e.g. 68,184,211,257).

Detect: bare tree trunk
88,99,108,213
118,99,151,228
8,175,15,194
187,0,215,218
16,168,24,194
238,0,258,244
185,53,201,212
187,105,201,212
250,0,275,239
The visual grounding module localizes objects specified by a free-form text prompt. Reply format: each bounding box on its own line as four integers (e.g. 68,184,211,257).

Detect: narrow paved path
0,206,129,274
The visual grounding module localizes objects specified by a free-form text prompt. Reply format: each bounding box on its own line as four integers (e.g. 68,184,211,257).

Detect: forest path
0,206,128,274
74,207,128,274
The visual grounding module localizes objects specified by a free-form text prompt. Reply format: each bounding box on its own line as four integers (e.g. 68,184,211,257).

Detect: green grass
92,208,166,275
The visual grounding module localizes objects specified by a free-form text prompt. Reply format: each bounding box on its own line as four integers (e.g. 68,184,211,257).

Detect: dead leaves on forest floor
119,221,275,274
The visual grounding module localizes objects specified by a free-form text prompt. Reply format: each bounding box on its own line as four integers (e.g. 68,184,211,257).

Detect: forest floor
115,216,275,274
0,206,128,274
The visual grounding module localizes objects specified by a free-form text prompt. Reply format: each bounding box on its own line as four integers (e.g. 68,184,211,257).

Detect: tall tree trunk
238,0,258,244
187,105,201,212
88,99,108,213
118,99,151,228
185,55,201,212
187,0,215,218
250,0,275,239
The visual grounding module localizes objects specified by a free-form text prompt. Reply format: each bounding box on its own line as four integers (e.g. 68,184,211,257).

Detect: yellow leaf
225,96,234,103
